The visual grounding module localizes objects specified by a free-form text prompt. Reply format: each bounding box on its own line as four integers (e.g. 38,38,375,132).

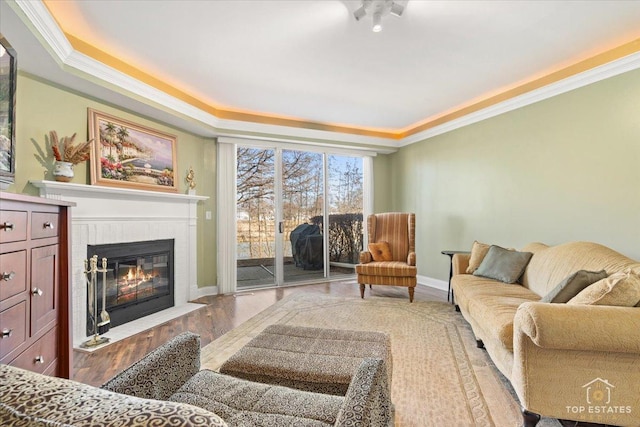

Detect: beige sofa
451,241,640,427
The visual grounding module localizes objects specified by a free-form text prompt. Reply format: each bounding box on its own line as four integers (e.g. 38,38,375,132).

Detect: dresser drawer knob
1,271,16,281
43,222,55,229
34,355,45,364
0,222,14,231
1,329,12,338
32,287,43,296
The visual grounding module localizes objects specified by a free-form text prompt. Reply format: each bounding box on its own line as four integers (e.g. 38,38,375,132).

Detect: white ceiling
3,0,640,144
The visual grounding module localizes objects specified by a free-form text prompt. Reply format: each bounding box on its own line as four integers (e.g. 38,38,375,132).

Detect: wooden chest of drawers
0,192,73,378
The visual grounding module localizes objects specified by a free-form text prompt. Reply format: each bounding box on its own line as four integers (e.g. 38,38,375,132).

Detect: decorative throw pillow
541,270,608,303
369,242,393,262
465,240,491,274
473,245,533,284
568,269,640,306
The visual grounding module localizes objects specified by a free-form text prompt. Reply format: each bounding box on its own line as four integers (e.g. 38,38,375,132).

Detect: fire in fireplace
109,255,169,306
87,239,174,335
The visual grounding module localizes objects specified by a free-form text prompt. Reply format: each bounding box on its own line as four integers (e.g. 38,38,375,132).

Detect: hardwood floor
71,279,608,427
73,279,445,386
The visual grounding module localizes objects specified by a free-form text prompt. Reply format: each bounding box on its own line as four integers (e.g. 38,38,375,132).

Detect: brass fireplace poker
81,255,110,348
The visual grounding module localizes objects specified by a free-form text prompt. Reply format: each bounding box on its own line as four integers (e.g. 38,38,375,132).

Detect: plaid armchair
356,212,417,302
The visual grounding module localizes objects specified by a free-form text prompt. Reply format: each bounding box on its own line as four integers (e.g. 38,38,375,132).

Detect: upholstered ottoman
219,324,392,396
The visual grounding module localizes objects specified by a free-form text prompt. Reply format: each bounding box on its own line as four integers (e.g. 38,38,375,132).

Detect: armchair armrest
452,253,470,276
407,251,415,266
515,302,640,353
101,332,201,400
360,250,372,264
335,358,392,427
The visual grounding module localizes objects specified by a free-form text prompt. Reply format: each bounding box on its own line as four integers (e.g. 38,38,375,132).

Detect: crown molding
12,0,73,62
399,50,640,147
217,135,393,156
12,0,640,151
12,0,399,150
13,0,225,132
215,119,398,153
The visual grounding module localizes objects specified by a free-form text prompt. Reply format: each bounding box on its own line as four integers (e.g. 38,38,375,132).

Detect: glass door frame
223,137,373,292
273,147,284,286
264,146,327,288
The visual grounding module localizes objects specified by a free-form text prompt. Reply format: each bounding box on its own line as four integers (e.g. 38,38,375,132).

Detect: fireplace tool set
81,255,111,348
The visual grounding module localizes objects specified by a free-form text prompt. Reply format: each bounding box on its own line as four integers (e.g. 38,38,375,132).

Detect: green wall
372,154,393,213
7,73,217,287
10,67,639,288
390,68,640,282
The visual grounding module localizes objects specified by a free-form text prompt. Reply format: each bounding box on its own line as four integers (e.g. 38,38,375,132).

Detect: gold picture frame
88,108,178,193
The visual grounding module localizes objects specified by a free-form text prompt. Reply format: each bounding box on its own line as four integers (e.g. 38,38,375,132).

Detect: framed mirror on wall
0,34,17,190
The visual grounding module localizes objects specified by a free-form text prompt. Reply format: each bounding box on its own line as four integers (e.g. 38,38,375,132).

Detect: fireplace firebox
86,239,174,336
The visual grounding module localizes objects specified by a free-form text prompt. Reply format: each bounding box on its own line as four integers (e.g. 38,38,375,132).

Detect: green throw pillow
540,270,608,303
473,245,533,284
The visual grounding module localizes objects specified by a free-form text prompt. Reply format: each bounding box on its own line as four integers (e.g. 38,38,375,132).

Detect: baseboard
417,275,448,292
192,280,447,298
191,285,219,300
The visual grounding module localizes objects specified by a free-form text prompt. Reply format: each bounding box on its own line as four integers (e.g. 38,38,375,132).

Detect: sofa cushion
466,240,491,273
451,274,500,313
568,269,640,307
0,403,66,427
473,246,533,284
452,275,540,350
0,365,227,427
540,270,608,303
355,261,417,277
170,369,342,427
369,241,393,261
464,285,540,351
521,241,640,297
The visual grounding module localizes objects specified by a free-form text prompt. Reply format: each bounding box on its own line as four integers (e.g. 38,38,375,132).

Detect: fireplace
87,239,175,335
31,180,208,346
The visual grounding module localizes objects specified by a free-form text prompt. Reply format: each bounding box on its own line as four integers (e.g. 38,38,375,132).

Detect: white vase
53,161,74,182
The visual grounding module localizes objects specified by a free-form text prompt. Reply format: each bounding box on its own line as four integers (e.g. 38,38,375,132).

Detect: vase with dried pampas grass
49,130,93,182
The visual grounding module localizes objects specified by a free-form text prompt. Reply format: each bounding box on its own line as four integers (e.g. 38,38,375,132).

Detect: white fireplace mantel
30,180,207,204
30,180,208,346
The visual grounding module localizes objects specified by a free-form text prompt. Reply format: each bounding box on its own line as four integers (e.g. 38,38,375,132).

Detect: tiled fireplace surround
31,181,208,347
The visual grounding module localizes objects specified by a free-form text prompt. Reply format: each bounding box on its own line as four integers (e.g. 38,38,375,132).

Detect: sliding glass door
235,145,364,289
236,147,276,288
282,149,324,284
328,155,364,275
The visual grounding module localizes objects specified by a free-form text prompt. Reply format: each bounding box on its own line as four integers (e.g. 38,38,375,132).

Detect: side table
441,250,470,305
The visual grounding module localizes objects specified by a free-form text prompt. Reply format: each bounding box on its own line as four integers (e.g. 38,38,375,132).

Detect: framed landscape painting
88,109,178,193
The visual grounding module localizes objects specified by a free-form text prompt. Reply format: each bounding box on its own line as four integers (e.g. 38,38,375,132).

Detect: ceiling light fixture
353,0,406,33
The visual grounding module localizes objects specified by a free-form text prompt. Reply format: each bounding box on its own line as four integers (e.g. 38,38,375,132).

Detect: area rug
201,292,560,427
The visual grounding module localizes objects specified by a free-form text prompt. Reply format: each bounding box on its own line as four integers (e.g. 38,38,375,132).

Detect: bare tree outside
237,147,275,259
326,155,363,264
282,150,323,226
236,147,363,272
329,157,363,215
